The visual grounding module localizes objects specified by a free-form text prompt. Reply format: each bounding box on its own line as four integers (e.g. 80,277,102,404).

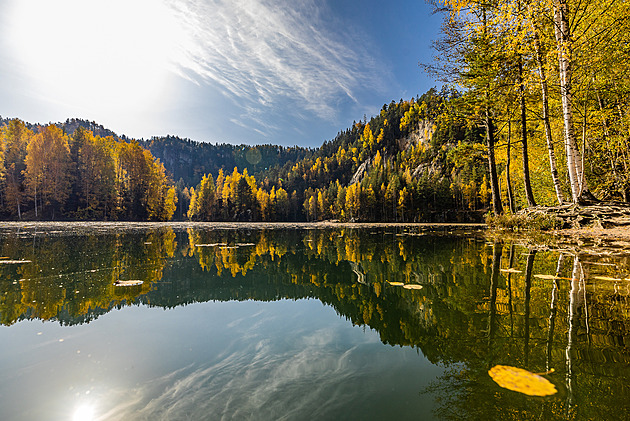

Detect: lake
1,223,629,420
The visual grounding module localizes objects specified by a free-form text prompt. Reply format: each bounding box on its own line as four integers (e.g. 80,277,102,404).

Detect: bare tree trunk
530,12,565,204
554,0,589,203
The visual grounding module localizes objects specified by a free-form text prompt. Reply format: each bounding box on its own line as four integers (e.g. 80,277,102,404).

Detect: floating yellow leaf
596,275,622,281
489,365,557,396
501,268,522,274
387,281,405,286
403,284,423,290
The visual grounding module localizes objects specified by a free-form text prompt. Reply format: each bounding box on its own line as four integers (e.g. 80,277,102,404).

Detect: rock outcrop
521,203,630,229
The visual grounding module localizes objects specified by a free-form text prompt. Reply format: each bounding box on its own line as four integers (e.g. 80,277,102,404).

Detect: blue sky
0,0,441,148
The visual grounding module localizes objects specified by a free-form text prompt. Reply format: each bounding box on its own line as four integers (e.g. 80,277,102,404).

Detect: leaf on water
114,280,143,287
403,284,423,290
489,365,557,396
593,276,624,282
0,260,32,264
387,281,405,286
501,268,522,274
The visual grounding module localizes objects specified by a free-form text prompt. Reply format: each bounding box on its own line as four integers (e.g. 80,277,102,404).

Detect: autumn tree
24,125,72,218
188,173,216,221
0,119,32,218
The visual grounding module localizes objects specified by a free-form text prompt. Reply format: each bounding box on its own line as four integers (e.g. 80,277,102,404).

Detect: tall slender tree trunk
554,0,589,203
506,118,515,213
481,6,503,215
486,110,504,215
34,183,38,219
528,2,565,205
518,56,536,207
517,0,536,207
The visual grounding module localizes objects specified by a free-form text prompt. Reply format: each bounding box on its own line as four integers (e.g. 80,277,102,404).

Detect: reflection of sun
73,404,95,421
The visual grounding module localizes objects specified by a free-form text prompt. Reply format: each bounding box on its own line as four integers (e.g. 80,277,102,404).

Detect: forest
0,0,628,222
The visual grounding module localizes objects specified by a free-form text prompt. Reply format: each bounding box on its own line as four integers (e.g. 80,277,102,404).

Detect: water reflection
1,226,630,419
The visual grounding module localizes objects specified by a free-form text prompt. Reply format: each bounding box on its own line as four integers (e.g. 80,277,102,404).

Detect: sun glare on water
7,0,190,122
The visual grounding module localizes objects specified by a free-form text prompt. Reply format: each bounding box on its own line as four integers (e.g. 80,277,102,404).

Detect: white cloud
167,0,386,134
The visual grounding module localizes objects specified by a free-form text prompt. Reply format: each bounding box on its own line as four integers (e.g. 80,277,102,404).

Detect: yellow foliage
489,365,557,396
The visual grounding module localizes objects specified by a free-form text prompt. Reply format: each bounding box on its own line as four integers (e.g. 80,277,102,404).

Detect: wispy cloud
166,0,386,136
96,325,386,420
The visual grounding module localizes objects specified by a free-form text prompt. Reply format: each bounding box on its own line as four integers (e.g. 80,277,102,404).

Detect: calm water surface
1,225,629,420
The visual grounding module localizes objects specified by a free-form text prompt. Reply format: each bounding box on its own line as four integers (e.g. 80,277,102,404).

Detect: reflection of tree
0,228,176,325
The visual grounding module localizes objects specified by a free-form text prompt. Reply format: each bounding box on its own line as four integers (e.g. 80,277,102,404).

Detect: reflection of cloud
97,326,382,420
167,0,385,134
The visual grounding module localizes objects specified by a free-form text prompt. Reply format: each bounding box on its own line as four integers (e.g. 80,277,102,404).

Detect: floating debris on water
0,260,32,264
403,284,423,290
534,274,561,280
114,280,143,287
235,243,256,246
501,268,522,274
387,281,405,286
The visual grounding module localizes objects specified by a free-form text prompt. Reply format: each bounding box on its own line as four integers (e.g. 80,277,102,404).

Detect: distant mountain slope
140,135,313,187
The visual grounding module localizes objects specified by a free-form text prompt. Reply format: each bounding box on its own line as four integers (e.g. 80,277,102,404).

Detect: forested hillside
139,136,312,188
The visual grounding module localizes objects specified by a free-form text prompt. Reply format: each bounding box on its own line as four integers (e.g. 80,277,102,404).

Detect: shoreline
0,220,487,233
2,220,630,247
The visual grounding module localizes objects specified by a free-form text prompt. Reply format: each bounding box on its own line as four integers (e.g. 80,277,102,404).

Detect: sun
6,0,189,122
72,404,95,421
